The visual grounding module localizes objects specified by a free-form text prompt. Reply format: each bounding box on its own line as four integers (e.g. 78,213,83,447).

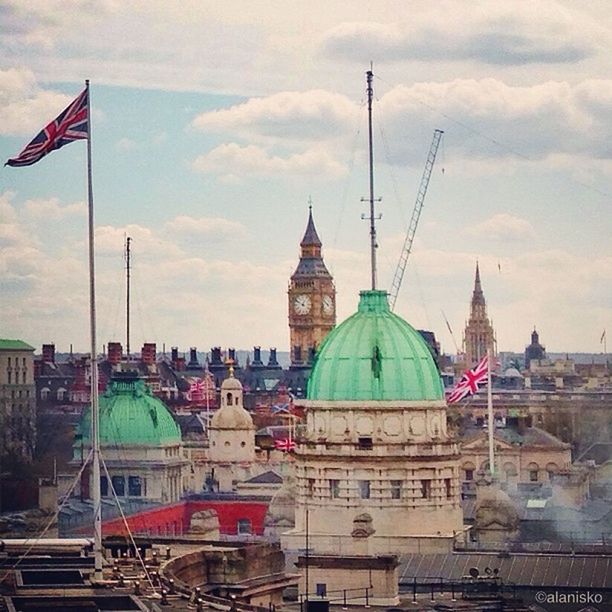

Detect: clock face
294,294,312,315
322,294,334,315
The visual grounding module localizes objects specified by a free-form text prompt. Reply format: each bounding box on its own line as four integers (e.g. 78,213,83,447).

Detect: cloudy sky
1,0,611,357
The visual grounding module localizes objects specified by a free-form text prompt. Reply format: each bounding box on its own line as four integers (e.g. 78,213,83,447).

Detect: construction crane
389,129,444,311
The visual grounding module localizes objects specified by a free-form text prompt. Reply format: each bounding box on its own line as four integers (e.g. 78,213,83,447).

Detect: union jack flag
447,354,489,404
274,437,296,452
5,88,88,167
188,378,205,402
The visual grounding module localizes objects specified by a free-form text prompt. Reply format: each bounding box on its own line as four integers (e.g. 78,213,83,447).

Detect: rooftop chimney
107,342,123,366
42,343,55,363
253,346,263,366
268,348,279,368
141,343,156,365
188,347,200,368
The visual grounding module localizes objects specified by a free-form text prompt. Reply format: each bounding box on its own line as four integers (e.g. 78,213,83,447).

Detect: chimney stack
188,347,200,368
141,343,156,365
42,343,55,363
268,348,279,368
107,342,123,365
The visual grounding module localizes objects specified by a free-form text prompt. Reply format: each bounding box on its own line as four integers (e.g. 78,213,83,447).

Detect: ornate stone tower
282,290,463,555
288,206,335,365
463,262,496,367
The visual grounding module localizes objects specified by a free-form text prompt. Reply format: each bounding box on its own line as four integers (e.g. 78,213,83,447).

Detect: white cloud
464,213,536,242
0,68,76,136
192,90,358,142
24,197,86,220
192,143,346,180
320,2,598,66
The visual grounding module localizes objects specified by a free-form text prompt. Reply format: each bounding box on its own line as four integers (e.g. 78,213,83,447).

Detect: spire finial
308,195,313,212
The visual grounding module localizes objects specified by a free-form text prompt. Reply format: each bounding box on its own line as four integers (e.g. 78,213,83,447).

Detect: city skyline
1,1,611,354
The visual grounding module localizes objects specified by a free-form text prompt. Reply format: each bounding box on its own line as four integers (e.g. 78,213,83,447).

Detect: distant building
208,369,256,492
462,263,496,368
288,206,335,367
460,417,572,488
0,339,36,460
69,372,188,504
283,290,463,555
524,328,546,369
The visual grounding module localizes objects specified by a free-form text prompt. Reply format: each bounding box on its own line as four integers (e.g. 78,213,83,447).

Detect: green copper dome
307,290,444,401
78,376,181,447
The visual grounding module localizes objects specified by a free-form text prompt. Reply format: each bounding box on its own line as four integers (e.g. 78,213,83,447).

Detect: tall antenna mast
125,236,131,362
361,68,381,290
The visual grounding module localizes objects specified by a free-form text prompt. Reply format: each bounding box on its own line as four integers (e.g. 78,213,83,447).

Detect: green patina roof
78,376,181,447
307,290,444,402
0,339,35,351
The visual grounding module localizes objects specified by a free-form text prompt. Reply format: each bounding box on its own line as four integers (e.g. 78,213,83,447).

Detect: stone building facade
282,290,464,555
0,339,36,460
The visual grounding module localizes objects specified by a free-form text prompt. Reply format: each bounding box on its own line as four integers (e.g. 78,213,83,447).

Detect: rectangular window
529,470,539,482
445,478,452,499
112,475,125,496
420,479,431,499
358,480,371,499
357,437,373,450
100,476,108,497
128,476,142,496
237,518,252,535
465,469,474,481
7,372,11,384
329,479,340,498
390,480,402,499
307,478,315,496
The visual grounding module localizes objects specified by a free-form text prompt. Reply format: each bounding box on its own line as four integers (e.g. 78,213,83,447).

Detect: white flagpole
487,348,495,477
85,79,103,580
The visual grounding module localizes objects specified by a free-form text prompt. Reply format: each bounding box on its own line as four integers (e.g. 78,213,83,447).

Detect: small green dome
78,376,181,447
307,290,444,401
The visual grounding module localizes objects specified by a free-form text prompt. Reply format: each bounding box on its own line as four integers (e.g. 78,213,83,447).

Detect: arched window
226,392,233,406
546,462,559,480
527,462,539,482
41,388,50,400
57,388,67,401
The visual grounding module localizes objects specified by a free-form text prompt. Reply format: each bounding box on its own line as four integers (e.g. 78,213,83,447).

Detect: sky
1,0,611,357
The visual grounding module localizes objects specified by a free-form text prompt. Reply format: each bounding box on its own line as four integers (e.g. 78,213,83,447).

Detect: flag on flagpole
274,437,296,452
447,354,489,404
5,88,88,167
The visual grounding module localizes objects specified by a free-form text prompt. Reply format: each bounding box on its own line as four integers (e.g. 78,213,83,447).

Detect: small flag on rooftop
447,354,489,404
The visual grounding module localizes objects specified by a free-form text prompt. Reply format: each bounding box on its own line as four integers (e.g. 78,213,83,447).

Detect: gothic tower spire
288,204,336,369
463,262,496,367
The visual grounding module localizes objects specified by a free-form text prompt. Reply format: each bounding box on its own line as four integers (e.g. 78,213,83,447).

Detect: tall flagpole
86,79,103,580
486,348,495,477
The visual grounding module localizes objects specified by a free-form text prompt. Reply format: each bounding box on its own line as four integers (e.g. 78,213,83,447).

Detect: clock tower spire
288,204,336,366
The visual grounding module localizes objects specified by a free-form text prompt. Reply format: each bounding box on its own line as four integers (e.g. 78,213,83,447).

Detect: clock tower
288,206,336,365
